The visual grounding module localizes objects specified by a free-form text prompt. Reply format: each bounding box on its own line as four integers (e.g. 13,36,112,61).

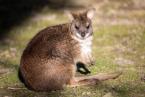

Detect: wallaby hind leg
69,72,122,87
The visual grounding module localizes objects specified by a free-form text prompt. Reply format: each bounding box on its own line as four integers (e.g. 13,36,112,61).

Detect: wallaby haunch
19,8,121,92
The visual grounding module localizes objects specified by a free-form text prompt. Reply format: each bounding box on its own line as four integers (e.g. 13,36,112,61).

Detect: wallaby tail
68,71,122,87
93,71,122,81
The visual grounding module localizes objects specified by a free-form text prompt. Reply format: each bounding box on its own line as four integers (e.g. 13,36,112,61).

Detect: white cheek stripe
76,33,82,39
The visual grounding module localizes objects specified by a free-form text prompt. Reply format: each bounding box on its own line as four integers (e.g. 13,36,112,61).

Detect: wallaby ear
86,8,96,19
66,11,77,21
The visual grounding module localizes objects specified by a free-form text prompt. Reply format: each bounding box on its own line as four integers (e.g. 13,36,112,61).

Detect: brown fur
20,24,78,91
19,9,121,92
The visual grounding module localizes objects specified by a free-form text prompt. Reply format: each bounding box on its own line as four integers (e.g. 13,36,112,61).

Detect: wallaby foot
68,71,122,87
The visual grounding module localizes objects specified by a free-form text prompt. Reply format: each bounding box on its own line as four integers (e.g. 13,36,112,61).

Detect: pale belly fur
73,36,93,64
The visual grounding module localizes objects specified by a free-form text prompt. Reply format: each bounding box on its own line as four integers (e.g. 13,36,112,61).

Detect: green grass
0,2,145,97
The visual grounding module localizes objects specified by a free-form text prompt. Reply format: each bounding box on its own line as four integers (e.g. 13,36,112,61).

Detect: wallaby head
69,8,95,40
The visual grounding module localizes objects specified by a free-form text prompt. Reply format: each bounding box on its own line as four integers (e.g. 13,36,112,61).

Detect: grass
0,1,145,97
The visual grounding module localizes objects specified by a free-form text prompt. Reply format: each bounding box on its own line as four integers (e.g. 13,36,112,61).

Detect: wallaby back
20,23,78,91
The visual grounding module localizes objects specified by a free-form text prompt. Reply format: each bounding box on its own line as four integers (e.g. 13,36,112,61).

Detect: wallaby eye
86,25,90,29
86,23,90,29
75,25,79,30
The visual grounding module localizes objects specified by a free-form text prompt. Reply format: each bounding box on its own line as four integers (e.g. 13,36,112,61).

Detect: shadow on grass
0,0,82,39
0,87,64,97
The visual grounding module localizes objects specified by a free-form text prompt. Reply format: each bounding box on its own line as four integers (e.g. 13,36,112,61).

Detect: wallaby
19,8,121,92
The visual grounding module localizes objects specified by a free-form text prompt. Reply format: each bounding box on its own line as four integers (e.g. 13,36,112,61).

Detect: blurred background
0,0,145,97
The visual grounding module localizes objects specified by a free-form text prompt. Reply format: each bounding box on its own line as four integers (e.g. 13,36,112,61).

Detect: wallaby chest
73,36,93,64
79,37,92,56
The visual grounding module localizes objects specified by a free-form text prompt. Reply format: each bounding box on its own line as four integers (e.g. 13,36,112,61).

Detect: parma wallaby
19,8,121,92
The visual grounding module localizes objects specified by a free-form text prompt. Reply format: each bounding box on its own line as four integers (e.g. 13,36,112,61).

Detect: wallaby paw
90,60,95,66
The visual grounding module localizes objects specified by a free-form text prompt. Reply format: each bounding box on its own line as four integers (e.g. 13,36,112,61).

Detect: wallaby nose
81,32,85,37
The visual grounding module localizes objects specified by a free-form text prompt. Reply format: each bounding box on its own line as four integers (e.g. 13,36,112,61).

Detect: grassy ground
0,0,145,97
